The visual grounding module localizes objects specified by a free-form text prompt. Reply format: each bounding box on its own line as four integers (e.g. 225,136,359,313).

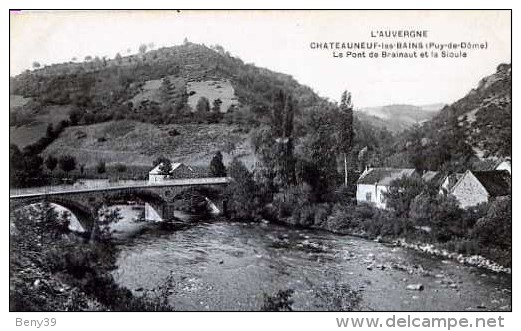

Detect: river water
112,217,511,311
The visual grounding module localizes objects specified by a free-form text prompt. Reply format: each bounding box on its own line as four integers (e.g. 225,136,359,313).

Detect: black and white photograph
9,9,512,314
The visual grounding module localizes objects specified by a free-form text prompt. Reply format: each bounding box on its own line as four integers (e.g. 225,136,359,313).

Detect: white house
449,170,511,208
495,160,511,174
356,168,416,209
148,162,195,184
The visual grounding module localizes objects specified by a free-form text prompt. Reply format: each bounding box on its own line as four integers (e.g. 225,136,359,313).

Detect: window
366,192,372,201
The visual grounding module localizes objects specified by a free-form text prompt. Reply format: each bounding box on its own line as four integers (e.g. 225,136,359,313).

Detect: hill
385,63,511,171
357,103,443,133
10,42,322,149
429,63,511,159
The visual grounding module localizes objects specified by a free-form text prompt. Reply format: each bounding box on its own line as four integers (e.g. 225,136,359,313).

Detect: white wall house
148,162,195,184
449,170,511,208
356,168,416,209
495,160,511,174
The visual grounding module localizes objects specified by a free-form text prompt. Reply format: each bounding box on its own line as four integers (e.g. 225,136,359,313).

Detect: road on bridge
9,177,232,198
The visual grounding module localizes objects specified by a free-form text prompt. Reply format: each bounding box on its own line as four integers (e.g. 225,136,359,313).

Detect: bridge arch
100,188,168,221
10,196,95,232
170,186,224,215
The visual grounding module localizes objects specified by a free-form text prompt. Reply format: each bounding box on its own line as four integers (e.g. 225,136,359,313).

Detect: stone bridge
9,177,232,231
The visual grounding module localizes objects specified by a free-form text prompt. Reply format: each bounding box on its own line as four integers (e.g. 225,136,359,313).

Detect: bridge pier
144,203,178,222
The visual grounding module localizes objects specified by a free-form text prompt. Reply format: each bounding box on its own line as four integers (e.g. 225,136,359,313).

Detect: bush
410,194,464,242
10,203,172,311
114,163,127,173
261,289,294,311
96,161,106,174
472,196,511,251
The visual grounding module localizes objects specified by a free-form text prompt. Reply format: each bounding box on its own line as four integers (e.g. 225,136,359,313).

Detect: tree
115,53,123,64
300,107,339,201
45,155,58,173
196,97,210,113
69,109,82,125
91,205,122,242
96,160,106,174
212,98,222,112
160,77,172,103
338,90,354,186
46,123,55,139
384,175,426,218
115,163,127,173
158,159,172,177
225,158,257,219
32,61,41,69
209,151,226,177
84,55,92,62
10,144,45,187
153,156,170,167
139,44,148,54
79,163,86,176
59,155,76,177
270,90,296,188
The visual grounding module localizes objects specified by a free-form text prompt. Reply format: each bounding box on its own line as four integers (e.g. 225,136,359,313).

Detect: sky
10,10,511,108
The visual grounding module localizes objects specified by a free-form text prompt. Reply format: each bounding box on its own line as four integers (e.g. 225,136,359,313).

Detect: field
43,120,254,170
10,96,75,148
129,75,186,106
187,79,239,112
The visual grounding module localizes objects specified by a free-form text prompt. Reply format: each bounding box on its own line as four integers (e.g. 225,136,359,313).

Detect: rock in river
406,284,424,291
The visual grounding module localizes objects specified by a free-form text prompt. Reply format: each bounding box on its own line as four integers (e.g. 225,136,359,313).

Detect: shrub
384,175,427,218
114,163,127,173
261,289,294,311
209,151,226,177
472,196,511,251
96,160,106,174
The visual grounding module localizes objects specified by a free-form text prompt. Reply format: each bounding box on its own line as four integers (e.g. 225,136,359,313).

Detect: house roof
149,162,191,175
443,173,464,191
471,170,511,197
422,171,439,182
357,168,416,186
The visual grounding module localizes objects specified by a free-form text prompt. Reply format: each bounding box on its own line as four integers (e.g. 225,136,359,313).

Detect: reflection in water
112,220,511,311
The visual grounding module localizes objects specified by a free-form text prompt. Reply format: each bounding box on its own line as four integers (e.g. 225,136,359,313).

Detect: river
111,213,511,311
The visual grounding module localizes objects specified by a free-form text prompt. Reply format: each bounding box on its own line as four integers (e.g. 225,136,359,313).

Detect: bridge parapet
9,177,232,198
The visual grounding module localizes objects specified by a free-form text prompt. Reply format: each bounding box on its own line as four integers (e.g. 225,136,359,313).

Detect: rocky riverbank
270,216,511,275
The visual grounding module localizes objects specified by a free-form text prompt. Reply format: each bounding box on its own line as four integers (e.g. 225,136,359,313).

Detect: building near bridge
148,162,195,183
356,167,416,209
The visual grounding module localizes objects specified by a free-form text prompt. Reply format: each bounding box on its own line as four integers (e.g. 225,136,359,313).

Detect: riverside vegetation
9,202,172,311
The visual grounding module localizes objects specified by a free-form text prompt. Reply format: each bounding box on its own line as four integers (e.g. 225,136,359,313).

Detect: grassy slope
43,120,254,169
10,99,75,148
186,79,239,112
